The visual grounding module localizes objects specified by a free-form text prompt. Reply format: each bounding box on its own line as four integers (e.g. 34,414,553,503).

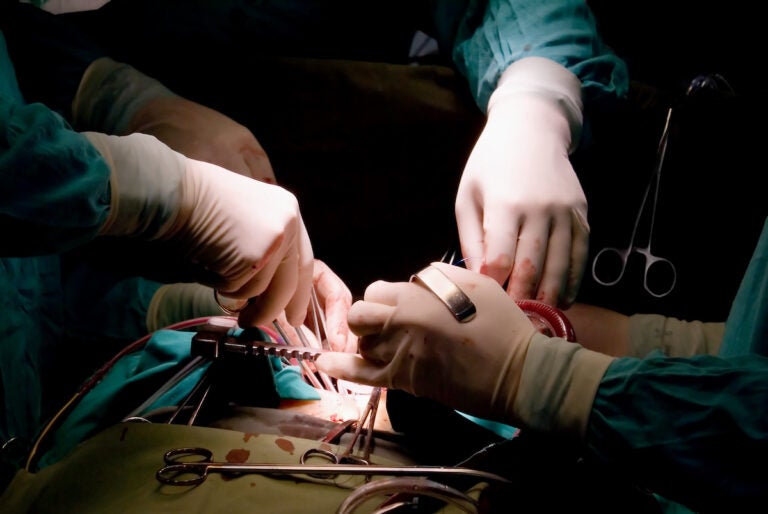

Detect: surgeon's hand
268,259,356,352
73,57,276,183
455,57,588,308
316,262,613,437
310,259,357,353
125,96,276,183
85,131,313,327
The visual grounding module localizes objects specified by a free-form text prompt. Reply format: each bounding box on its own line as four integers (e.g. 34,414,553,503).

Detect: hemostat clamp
191,324,325,362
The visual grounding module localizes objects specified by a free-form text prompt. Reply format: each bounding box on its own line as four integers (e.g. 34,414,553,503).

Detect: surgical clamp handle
191,324,325,362
300,386,383,474
156,447,512,487
591,107,677,298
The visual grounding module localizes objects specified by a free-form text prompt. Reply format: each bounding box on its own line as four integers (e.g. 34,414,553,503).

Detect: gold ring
213,289,252,315
410,265,476,322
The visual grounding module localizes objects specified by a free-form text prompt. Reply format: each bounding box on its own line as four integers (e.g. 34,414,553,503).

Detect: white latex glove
316,262,613,437
310,259,357,353
73,57,276,183
146,282,224,332
85,131,313,327
268,259,355,351
455,56,588,308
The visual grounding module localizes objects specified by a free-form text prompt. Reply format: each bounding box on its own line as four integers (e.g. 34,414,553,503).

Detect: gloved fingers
505,216,549,301
314,352,387,387
564,208,590,307
479,208,523,287
455,193,486,273
238,230,312,326
283,223,315,326
239,230,312,328
361,279,402,304
527,213,572,306
238,241,300,327
347,300,395,336
215,233,284,297
430,260,509,294
311,259,356,352
356,334,389,364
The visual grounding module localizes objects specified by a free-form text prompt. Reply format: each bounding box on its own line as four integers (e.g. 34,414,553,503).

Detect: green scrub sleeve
449,0,629,112
0,35,111,256
587,353,768,512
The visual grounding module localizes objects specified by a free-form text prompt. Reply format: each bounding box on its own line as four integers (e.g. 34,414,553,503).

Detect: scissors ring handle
156,463,208,486
641,254,677,298
591,246,630,287
163,446,213,463
300,447,339,465
157,447,214,486
300,448,341,479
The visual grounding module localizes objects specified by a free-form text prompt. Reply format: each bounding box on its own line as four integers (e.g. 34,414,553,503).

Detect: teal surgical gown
588,217,768,512
443,0,628,112
0,31,163,447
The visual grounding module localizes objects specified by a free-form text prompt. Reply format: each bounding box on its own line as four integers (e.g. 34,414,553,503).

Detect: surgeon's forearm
564,303,630,357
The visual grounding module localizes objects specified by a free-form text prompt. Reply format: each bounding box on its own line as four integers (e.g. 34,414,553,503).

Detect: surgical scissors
591,107,677,298
155,447,512,487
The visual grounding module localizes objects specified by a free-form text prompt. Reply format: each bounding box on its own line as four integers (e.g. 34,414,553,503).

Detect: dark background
4,0,763,323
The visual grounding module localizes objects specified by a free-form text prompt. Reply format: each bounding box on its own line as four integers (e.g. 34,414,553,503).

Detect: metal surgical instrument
156,447,512,487
591,106,677,298
191,324,325,362
300,386,382,469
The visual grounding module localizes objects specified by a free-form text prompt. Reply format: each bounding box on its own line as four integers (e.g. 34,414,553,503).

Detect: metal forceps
300,386,382,469
591,107,677,298
156,447,512,487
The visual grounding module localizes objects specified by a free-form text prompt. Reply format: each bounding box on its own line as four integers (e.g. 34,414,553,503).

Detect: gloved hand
310,259,357,353
73,57,276,183
455,56,588,308
146,282,224,332
84,131,313,327
315,262,614,437
265,259,356,352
